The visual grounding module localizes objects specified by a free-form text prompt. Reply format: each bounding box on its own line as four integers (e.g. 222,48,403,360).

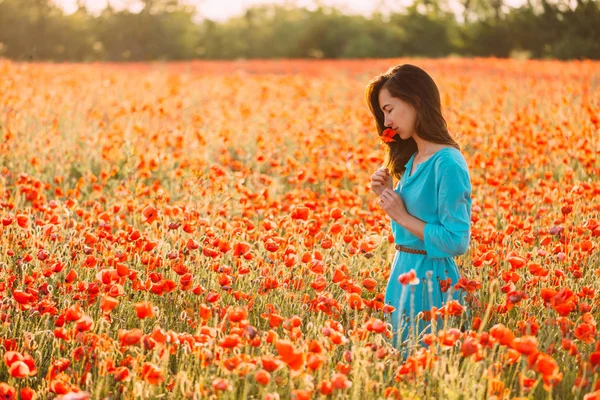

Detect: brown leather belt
395,244,427,255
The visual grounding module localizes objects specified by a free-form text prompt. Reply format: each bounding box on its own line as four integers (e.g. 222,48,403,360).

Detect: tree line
0,0,598,61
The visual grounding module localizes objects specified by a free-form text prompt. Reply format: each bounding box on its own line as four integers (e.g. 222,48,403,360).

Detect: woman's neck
413,135,440,157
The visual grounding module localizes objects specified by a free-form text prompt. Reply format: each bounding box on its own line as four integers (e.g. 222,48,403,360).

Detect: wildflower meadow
0,58,599,399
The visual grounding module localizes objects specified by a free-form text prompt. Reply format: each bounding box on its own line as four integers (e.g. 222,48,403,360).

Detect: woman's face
378,87,417,141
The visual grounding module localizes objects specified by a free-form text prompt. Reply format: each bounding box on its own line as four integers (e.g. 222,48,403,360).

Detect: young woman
366,64,472,356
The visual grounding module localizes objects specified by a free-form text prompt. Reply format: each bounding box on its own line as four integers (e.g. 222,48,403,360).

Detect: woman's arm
422,158,472,259
394,213,425,241
380,156,471,257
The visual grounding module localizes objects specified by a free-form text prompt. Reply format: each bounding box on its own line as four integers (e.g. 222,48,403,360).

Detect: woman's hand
370,167,393,196
378,188,408,223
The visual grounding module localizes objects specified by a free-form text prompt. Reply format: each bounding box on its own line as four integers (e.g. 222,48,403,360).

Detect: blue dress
384,147,472,356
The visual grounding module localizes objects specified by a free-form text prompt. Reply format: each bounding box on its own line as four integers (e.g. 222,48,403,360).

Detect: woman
366,64,472,356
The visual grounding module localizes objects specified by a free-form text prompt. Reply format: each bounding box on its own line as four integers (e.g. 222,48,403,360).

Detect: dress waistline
395,244,427,255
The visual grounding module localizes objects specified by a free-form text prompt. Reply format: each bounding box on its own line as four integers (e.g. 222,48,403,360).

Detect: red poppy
380,128,397,143
0,383,16,400
16,214,29,229
331,373,352,389
135,301,155,319
254,369,271,385
75,315,94,332
290,206,310,220
211,378,232,391
100,295,119,313
398,270,419,285
306,352,325,370
362,278,377,292
139,362,164,385
219,334,241,349
311,275,327,292
574,322,596,343
291,389,312,400
142,206,158,224
461,336,482,357
365,318,387,333
490,323,515,346
13,290,31,305
275,339,304,370
512,335,538,355
19,387,36,400
320,380,333,395
233,242,251,257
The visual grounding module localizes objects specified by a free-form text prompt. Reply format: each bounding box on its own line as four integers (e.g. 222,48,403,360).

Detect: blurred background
0,0,598,61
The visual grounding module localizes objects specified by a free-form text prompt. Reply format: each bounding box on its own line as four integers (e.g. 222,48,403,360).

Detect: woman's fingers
379,189,396,203
372,170,392,196
372,171,389,181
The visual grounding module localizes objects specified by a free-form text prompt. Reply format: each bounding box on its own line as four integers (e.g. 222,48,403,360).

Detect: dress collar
404,148,454,180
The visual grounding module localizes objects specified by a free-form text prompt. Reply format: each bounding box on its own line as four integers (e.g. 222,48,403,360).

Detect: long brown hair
365,64,460,180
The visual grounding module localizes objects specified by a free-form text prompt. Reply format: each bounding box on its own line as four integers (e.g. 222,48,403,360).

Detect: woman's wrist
395,212,425,241
392,211,408,227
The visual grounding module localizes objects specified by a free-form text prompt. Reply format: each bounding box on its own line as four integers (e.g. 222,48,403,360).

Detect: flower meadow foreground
0,58,599,399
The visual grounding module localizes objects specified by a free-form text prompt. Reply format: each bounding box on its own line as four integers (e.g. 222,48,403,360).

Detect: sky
53,0,525,20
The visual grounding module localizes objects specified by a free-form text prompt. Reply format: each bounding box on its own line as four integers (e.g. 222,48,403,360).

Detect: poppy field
0,58,599,399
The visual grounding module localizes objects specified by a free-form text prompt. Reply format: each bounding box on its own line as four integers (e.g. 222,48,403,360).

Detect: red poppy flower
135,301,155,319
139,362,164,385
142,206,158,224
380,128,397,143
254,369,271,385
275,339,304,370
398,269,419,285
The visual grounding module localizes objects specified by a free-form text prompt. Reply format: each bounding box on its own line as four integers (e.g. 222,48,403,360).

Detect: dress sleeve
423,156,472,259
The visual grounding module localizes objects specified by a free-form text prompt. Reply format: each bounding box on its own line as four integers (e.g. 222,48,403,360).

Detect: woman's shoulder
432,147,466,164
433,147,470,176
